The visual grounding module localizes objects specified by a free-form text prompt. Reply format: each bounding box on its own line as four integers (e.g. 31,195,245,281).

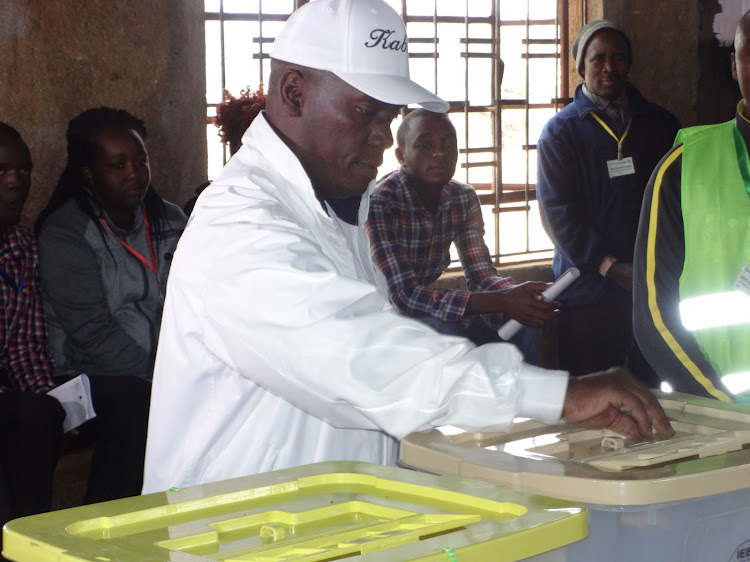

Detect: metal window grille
205,0,568,266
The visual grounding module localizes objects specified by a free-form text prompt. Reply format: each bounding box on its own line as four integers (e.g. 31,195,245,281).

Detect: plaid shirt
0,226,55,393
366,168,512,325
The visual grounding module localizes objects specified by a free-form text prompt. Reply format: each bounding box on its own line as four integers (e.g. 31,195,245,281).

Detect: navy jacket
536,83,680,306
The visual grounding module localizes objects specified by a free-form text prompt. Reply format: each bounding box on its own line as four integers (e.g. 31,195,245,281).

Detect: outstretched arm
563,367,674,440
455,189,557,327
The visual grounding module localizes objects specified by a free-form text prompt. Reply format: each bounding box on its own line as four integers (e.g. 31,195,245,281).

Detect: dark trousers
72,376,151,504
0,392,64,557
558,300,661,388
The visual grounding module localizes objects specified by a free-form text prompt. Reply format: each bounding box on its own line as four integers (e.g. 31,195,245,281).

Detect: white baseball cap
271,0,449,112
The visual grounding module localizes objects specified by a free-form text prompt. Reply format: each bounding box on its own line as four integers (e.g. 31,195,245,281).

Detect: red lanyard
100,209,158,278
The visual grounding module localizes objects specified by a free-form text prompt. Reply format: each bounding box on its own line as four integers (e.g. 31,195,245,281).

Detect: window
205,0,570,265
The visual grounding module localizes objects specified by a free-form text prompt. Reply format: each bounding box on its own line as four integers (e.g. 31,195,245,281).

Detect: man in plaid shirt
0,123,64,551
366,109,557,353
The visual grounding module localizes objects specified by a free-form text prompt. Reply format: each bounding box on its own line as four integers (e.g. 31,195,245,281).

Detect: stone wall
0,0,207,228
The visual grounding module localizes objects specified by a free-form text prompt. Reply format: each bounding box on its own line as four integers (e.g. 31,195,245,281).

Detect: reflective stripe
722,371,750,395
679,291,750,331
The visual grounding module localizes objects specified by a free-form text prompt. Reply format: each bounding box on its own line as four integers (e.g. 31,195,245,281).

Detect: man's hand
562,367,675,441
495,282,559,328
606,262,633,292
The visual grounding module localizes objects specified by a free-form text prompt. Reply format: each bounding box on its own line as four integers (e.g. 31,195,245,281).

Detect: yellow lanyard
591,113,632,160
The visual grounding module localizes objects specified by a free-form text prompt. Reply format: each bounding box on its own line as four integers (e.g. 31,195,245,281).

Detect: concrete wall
0,0,207,228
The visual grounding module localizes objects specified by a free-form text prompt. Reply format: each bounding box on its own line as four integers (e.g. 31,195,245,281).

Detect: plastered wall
0,0,207,227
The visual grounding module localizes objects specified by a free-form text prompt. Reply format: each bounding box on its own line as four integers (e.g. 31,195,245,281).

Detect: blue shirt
536,82,680,306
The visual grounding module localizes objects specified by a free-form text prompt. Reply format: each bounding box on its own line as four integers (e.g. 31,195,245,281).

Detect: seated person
35,108,187,502
0,123,64,551
366,109,557,358
633,11,750,402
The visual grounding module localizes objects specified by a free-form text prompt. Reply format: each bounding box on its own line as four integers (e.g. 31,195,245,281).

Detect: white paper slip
498,267,580,341
48,374,96,433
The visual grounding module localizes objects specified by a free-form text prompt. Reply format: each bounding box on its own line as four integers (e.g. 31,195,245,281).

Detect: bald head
736,10,750,51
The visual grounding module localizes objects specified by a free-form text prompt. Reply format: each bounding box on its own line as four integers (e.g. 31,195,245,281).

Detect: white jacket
142,113,568,493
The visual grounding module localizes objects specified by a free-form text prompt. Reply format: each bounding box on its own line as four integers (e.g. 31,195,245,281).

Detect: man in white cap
142,0,672,493
536,20,680,385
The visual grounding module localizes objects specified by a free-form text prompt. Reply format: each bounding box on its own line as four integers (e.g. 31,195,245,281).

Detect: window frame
204,0,572,267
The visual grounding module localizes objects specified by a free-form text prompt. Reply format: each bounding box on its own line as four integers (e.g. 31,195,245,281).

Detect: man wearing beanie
632,10,750,403
536,20,680,384
143,2,673,493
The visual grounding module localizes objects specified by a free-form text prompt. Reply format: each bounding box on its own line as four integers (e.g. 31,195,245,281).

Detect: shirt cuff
516,363,569,424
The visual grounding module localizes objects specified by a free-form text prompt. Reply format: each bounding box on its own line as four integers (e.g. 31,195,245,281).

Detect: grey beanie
571,19,632,77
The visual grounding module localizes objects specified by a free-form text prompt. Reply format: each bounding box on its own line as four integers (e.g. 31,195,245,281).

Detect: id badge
733,264,750,296
607,157,636,178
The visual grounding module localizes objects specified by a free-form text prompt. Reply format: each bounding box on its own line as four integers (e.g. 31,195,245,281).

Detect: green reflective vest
676,120,750,389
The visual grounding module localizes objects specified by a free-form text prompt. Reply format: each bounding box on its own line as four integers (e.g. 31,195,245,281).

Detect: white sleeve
196,190,567,439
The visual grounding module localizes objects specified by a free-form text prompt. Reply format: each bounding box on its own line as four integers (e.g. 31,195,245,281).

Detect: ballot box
3,460,587,562
400,391,750,562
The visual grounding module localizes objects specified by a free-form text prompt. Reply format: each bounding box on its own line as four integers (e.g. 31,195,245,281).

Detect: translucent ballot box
399,391,750,562
3,461,587,562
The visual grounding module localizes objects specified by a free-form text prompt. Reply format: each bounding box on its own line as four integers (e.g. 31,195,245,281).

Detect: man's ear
732,51,738,82
277,67,306,117
395,147,404,165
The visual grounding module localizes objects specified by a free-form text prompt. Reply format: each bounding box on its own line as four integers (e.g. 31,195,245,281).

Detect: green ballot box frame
4,461,586,562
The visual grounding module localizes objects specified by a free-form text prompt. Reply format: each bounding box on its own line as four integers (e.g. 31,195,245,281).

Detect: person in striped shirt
0,122,64,553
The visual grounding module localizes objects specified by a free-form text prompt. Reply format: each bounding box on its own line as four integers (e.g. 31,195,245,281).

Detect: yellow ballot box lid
3,461,586,562
400,391,750,506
